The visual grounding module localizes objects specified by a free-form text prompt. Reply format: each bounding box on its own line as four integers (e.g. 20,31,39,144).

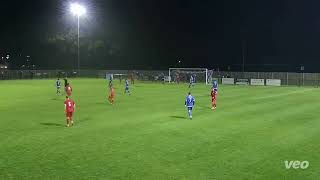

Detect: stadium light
70,3,86,76
70,3,86,17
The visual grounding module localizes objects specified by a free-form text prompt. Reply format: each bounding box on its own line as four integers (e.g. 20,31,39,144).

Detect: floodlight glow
70,3,86,17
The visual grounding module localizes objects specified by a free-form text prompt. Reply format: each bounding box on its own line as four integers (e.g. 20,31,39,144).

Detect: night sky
1,0,320,71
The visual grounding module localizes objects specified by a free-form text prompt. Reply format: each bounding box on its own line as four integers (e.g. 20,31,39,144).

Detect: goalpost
168,68,209,85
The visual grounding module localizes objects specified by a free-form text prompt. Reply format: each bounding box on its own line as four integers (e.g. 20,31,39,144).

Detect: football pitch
0,79,319,179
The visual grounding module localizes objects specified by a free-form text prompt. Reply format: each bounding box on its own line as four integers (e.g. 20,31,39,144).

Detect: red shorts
66,112,73,118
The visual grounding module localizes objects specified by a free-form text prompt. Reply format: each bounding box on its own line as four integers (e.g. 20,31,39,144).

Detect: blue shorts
187,107,193,111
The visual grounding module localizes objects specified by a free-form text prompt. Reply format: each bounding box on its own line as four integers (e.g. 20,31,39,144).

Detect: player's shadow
40,122,65,127
169,115,186,119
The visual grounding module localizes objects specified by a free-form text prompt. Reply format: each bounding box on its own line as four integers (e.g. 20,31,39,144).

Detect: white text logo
284,160,309,169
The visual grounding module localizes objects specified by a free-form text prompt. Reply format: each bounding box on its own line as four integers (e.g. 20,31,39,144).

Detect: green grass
0,79,319,179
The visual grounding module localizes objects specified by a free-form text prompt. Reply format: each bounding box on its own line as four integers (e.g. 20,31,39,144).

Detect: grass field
0,79,319,179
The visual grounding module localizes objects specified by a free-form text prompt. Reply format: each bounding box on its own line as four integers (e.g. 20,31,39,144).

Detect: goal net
106,73,128,83
168,68,209,85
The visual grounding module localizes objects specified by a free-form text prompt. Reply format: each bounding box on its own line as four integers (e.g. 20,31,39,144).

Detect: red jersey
211,89,217,99
64,99,75,112
110,88,115,97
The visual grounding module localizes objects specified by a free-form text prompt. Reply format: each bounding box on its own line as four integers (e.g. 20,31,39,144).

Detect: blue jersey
185,95,195,107
56,80,61,87
125,80,129,88
213,80,218,91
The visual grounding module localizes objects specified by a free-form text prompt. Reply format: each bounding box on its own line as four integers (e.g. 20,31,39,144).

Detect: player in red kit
65,83,73,97
211,88,217,110
211,80,219,110
108,86,116,105
64,96,76,127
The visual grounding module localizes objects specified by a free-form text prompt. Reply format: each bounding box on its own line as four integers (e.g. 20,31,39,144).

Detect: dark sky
1,0,320,71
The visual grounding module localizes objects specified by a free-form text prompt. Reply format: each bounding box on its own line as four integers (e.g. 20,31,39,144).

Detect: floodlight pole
77,15,80,76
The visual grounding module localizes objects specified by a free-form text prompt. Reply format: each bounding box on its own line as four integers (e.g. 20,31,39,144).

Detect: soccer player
185,92,195,119
108,86,116,105
56,78,61,95
64,96,76,127
211,80,218,109
160,72,165,84
188,75,194,88
109,79,113,89
65,83,73,97
212,79,218,90
124,79,131,95
64,78,68,87
176,72,180,84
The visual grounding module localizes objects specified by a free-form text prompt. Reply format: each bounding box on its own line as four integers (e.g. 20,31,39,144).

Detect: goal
106,73,128,83
168,68,209,85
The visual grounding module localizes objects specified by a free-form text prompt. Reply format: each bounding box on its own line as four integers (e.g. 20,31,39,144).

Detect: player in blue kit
124,79,131,95
56,78,62,95
212,79,218,90
109,79,113,89
185,92,195,119
107,74,113,89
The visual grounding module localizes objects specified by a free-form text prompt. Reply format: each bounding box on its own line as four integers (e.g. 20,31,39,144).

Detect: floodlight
70,3,86,17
